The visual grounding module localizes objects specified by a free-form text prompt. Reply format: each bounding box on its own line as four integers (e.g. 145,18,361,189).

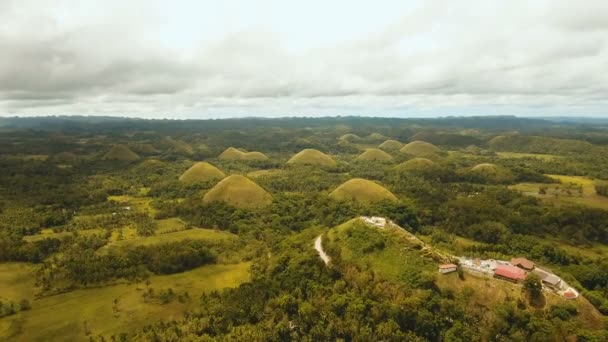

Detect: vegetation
0,116,607,340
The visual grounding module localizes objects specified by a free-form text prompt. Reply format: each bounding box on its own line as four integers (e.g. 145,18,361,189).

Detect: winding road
315,235,330,265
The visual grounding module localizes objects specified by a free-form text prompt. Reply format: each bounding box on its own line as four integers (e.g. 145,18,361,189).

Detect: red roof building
438,264,458,274
511,257,535,270
494,264,527,282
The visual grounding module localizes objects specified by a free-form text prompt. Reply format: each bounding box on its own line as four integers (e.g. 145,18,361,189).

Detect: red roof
439,264,458,269
511,257,535,270
564,291,577,299
495,264,527,281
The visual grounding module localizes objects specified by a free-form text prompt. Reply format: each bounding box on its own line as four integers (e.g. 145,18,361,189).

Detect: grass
99,228,237,252
286,149,337,167
329,178,397,203
378,139,403,150
0,262,251,341
155,217,186,234
395,157,434,172
23,228,105,243
496,152,560,160
107,195,156,215
102,145,140,161
356,148,393,162
178,162,225,183
247,169,282,178
203,174,272,208
0,263,37,303
400,141,440,156
510,174,608,210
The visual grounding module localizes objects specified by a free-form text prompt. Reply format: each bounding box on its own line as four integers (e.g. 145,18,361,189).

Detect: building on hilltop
438,264,458,274
494,264,527,283
511,257,535,271
533,268,562,289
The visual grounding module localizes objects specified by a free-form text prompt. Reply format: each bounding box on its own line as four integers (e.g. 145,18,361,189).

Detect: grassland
329,178,397,203
356,148,393,162
23,228,105,243
496,152,560,160
510,174,608,210
178,162,225,183
107,195,156,215
0,262,251,341
102,145,140,161
99,228,237,253
400,140,440,156
218,147,269,161
286,149,337,167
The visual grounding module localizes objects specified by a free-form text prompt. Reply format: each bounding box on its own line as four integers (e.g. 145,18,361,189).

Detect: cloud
0,0,607,117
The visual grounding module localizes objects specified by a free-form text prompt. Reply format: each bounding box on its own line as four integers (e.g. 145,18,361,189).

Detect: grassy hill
179,162,225,183
218,147,269,161
378,139,403,150
395,157,435,172
367,132,387,141
356,148,393,162
286,149,337,167
102,145,140,161
203,175,272,208
329,178,397,203
338,133,362,142
325,218,435,285
468,163,514,183
400,141,440,156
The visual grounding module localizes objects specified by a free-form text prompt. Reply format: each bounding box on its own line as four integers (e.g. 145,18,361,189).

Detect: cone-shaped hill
329,178,397,203
179,162,225,183
378,140,403,150
339,134,361,142
368,132,388,141
468,163,514,183
287,149,336,167
395,158,435,172
103,145,140,161
357,148,393,162
218,147,269,161
400,141,440,156
203,175,272,209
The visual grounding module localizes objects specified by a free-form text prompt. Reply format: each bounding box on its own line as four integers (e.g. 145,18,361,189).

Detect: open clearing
0,262,250,341
496,152,560,160
510,174,608,210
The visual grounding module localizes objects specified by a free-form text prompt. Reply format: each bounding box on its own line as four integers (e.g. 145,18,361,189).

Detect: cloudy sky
1,0,607,118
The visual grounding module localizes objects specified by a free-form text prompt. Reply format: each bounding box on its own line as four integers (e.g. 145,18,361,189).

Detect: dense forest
0,116,607,341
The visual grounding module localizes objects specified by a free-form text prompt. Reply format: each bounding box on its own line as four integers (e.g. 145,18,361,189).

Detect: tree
524,273,543,306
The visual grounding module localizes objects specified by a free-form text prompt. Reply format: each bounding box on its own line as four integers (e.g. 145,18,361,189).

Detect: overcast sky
1,0,607,118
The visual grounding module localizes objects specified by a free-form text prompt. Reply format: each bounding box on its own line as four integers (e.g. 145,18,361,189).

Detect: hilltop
286,149,336,167
356,148,393,162
378,139,403,150
468,163,514,183
400,141,440,156
218,147,269,161
395,158,435,172
203,175,272,208
179,162,225,183
102,145,140,161
329,178,397,203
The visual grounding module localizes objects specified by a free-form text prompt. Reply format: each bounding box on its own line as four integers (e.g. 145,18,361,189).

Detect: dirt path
315,235,330,265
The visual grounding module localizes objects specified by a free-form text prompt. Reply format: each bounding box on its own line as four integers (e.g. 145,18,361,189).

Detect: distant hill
179,162,225,183
488,135,595,154
357,148,393,162
329,178,397,203
287,149,336,167
103,145,140,161
395,158,435,172
339,133,362,142
378,139,403,150
410,131,481,147
218,147,269,161
203,175,272,208
400,141,440,156
468,163,514,183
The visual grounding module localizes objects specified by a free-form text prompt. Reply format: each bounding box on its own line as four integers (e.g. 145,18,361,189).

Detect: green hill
468,163,514,183
179,162,225,183
395,158,435,172
286,149,337,167
400,141,440,156
203,175,272,208
218,147,269,161
356,148,393,162
102,145,140,161
367,132,387,141
329,178,397,203
378,139,403,150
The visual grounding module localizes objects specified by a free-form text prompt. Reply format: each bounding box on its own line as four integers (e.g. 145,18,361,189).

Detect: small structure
438,263,458,274
494,264,527,283
360,216,387,228
533,268,562,289
511,257,535,271
563,291,577,300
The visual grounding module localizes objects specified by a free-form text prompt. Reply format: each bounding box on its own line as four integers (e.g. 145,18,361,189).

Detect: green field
99,227,237,253
510,174,608,209
496,152,560,160
0,262,250,341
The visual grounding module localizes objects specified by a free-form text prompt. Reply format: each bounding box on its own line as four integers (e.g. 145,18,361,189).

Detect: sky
1,0,607,119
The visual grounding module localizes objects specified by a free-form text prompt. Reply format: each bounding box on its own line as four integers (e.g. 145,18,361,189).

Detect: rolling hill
400,141,440,156
378,139,403,150
179,162,225,183
356,148,393,162
286,149,337,167
218,147,269,161
102,145,140,161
